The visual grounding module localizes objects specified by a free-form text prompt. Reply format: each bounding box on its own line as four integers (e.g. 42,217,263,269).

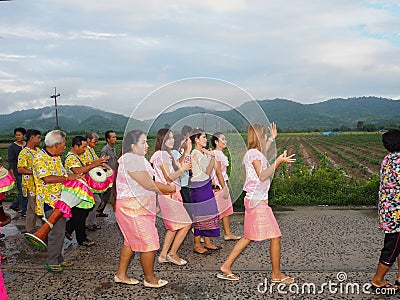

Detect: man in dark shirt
8,127,27,215
97,130,117,217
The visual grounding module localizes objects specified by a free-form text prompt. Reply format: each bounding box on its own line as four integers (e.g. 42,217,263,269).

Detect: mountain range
0,96,399,134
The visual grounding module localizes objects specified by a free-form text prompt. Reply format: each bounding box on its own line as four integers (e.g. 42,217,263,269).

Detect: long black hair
122,130,144,154
154,128,179,171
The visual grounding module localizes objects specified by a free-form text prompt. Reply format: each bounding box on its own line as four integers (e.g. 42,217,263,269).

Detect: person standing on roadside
98,130,117,217
17,129,41,233
371,129,400,294
8,127,27,216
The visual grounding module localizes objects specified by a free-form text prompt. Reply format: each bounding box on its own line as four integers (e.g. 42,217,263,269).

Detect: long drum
86,167,114,193
24,179,94,250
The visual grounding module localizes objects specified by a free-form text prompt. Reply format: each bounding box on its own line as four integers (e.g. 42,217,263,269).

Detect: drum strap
88,148,96,160
25,147,36,159
42,217,54,229
65,153,85,167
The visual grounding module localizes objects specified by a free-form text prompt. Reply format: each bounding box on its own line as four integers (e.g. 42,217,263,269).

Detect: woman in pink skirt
210,132,241,241
150,128,192,266
218,123,296,282
113,130,176,288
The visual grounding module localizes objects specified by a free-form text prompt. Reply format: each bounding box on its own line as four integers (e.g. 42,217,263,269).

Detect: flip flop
59,261,74,267
204,245,222,250
217,273,240,281
271,276,295,284
193,249,211,255
371,282,398,294
44,262,63,273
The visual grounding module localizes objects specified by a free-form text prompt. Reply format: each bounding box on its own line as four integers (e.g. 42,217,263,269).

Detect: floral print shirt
378,151,400,233
80,146,98,165
33,149,67,215
17,147,40,197
64,151,85,175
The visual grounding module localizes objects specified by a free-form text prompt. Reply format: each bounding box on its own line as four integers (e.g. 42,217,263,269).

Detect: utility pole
50,87,60,129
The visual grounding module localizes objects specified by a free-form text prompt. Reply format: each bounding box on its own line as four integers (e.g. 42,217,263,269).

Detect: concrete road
0,204,394,299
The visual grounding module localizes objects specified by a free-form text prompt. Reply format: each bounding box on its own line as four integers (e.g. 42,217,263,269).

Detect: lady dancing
114,130,175,288
150,129,192,265
210,132,240,241
218,123,295,282
190,128,221,254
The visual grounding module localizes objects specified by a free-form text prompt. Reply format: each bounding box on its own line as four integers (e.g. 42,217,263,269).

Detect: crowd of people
110,123,296,287
2,122,398,294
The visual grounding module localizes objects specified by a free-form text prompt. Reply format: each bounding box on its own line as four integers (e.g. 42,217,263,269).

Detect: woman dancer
171,133,192,216
114,130,175,288
210,132,240,241
190,128,221,254
150,129,192,265
218,123,295,282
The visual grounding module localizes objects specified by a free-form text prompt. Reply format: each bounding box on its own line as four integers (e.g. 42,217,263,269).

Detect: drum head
24,233,47,250
89,167,107,183
60,190,82,207
102,167,113,178
0,167,8,179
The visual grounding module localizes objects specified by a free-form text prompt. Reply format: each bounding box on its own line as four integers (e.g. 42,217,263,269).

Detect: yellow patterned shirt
64,151,85,175
80,146,98,165
17,147,40,197
33,148,67,215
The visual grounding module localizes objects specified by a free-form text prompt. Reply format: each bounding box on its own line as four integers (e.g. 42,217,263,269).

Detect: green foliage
267,154,380,206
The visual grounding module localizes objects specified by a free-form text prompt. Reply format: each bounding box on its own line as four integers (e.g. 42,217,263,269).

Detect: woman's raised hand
269,122,278,140
278,150,296,164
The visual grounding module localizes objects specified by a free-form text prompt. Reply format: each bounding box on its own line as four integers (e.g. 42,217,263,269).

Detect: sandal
217,273,240,281
59,261,74,267
96,213,108,217
79,240,95,247
204,245,222,251
44,262,63,273
271,276,295,284
371,282,398,294
65,231,73,240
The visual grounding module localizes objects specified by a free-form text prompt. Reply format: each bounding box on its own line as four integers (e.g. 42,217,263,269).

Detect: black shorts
379,232,400,266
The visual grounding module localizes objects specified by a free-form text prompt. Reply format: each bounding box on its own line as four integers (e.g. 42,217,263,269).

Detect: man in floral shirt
371,129,400,293
33,130,82,272
17,129,41,233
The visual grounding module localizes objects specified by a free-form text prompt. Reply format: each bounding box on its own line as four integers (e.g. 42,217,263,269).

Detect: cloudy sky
1,0,399,119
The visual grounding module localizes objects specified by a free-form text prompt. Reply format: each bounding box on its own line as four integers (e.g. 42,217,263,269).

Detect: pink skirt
115,196,159,252
158,192,192,231
244,198,281,241
214,188,234,219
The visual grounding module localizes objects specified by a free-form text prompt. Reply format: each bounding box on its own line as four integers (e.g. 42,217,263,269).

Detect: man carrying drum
80,132,109,231
64,136,109,247
33,130,82,272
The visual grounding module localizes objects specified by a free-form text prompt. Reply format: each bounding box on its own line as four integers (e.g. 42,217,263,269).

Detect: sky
1,0,400,119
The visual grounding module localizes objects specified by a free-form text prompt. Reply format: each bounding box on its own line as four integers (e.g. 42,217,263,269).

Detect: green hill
1,97,399,134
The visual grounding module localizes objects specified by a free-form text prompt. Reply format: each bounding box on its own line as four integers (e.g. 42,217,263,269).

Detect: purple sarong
190,179,220,237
